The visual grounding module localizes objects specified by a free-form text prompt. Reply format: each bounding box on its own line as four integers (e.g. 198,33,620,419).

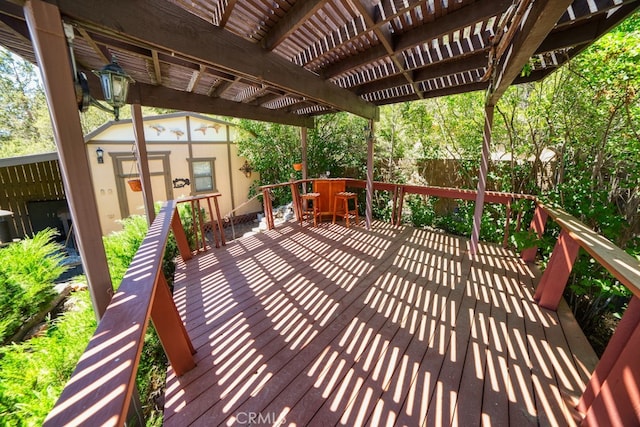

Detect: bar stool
300,192,321,227
333,191,359,228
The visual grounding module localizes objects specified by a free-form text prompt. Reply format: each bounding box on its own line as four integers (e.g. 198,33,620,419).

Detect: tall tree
0,48,54,157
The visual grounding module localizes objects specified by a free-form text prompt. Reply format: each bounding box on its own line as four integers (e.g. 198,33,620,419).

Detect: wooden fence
0,152,66,239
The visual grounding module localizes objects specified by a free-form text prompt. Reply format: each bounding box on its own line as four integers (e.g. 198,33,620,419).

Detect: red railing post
211,194,226,246
521,203,549,262
171,209,192,261
391,185,399,225
502,198,512,248
396,185,405,226
533,229,580,310
579,296,640,424
262,187,274,230
290,182,301,222
579,298,640,425
150,274,196,375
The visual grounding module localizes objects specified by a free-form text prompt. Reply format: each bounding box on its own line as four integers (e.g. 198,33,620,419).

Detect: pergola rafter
2,0,635,128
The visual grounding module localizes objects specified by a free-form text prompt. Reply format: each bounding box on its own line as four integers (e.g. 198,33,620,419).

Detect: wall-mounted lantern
239,160,254,178
96,147,104,164
92,57,134,121
64,23,134,121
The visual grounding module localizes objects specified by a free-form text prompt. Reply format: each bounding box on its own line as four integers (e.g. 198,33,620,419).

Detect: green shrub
103,215,150,286
406,194,435,227
0,290,96,426
0,229,67,343
0,204,191,426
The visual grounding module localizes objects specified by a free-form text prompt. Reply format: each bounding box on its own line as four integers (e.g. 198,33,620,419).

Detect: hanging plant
128,179,142,192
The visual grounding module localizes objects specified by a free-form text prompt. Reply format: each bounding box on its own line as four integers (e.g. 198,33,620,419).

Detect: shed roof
1,1,637,127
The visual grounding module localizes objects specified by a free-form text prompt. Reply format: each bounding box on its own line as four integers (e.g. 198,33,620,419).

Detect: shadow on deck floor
164,220,597,426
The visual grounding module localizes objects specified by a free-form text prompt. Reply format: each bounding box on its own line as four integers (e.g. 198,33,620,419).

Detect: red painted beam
534,229,580,310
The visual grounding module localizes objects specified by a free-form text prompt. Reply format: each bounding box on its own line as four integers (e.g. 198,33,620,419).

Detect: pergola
1,1,639,424
1,0,636,317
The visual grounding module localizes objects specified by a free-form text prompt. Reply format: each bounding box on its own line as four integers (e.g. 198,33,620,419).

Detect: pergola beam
557,0,638,28
322,0,511,78
351,0,423,99
48,0,378,120
117,78,314,128
186,64,205,93
489,0,575,105
208,76,240,98
261,0,325,51
78,69,312,127
217,0,237,29
537,1,640,54
76,26,109,64
355,50,489,96
151,50,162,85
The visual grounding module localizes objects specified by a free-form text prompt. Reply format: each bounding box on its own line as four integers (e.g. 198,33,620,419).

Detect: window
189,158,216,193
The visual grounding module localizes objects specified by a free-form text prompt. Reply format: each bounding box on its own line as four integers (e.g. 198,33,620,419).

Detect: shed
85,112,260,235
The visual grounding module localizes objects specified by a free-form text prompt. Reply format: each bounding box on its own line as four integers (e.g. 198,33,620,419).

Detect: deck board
164,221,597,426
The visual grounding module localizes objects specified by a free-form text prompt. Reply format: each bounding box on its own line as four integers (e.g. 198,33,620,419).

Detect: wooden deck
164,220,598,426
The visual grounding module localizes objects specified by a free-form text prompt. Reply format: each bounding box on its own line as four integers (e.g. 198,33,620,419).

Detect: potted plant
128,178,142,192
292,162,303,171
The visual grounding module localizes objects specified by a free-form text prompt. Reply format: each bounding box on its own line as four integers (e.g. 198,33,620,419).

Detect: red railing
44,181,640,426
261,178,535,244
262,178,640,425
43,200,195,426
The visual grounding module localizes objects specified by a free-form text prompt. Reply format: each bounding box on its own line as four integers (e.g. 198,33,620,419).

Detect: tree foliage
0,48,55,157
0,47,176,158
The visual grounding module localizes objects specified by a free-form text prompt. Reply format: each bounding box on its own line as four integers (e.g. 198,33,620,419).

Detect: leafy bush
405,195,435,227
403,197,509,245
0,205,192,426
103,205,189,287
0,290,96,425
372,190,392,222
103,215,150,285
0,228,67,343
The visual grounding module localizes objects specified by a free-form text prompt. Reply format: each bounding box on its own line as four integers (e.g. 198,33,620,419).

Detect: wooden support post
150,274,196,375
24,0,113,318
262,188,274,230
396,186,405,226
521,203,549,262
391,185,399,225
290,182,301,222
188,200,201,251
579,296,640,419
196,199,207,251
171,208,192,261
534,229,580,310
131,104,155,224
502,198,512,248
580,298,640,425
301,127,308,184
211,195,226,246
204,197,220,248
470,104,494,255
366,120,374,230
